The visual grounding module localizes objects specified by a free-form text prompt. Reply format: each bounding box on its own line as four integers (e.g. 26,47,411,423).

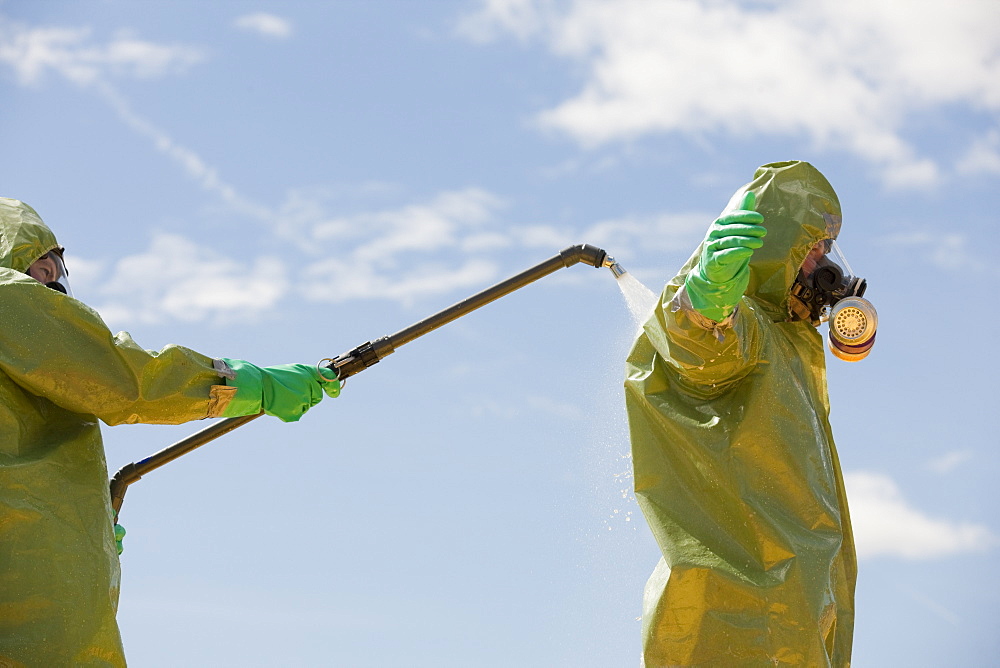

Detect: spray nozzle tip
603,256,627,279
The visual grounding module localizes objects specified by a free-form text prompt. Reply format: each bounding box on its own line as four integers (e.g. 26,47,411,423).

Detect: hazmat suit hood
672,161,842,322
0,197,62,273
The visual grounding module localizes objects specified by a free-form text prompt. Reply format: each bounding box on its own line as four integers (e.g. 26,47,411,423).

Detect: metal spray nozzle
603,256,627,279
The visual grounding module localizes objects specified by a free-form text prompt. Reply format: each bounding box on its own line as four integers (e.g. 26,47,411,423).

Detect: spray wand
110,244,625,518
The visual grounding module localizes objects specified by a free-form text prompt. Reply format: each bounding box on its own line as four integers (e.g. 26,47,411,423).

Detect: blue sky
2,1,998,665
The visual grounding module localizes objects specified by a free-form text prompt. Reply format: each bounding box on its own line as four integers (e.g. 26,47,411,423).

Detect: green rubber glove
220,359,341,423
115,522,126,556
685,191,767,321
110,509,126,556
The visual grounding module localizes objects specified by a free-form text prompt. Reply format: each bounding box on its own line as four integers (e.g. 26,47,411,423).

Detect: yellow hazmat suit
0,199,235,666
625,162,856,666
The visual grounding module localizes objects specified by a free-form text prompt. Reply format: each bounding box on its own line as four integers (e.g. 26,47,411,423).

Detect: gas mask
789,240,877,362
26,248,73,297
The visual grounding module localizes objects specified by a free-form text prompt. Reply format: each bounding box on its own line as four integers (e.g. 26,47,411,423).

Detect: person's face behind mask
27,250,72,296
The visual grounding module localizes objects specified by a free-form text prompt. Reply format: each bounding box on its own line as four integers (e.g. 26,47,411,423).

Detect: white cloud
845,471,998,561
2,12,693,321
581,211,707,261
926,450,973,475
303,257,497,305
101,32,205,78
297,188,508,305
927,235,982,272
87,233,289,326
285,186,708,307
2,15,641,325
457,0,550,43
63,255,106,292
514,224,575,249
304,188,502,247
875,230,985,274
461,231,513,252
300,188,504,255
234,13,293,40
74,183,644,323
68,187,525,324
460,0,1000,189
956,129,1000,176
352,189,503,263
0,20,203,86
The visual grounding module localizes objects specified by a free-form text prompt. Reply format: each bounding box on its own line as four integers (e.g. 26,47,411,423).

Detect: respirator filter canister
828,296,878,362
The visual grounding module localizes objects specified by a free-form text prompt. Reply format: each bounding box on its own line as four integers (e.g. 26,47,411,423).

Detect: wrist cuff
684,265,749,322
219,358,264,418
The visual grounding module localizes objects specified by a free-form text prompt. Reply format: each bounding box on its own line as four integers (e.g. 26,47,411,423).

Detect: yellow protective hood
625,161,855,666
0,197,61,273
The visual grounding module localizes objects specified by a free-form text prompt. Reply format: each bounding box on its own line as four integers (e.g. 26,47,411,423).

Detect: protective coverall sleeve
0,270,234,425
0,267,237,667
644,282,764,394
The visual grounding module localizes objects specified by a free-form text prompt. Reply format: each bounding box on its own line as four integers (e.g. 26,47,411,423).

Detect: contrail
92,80,272,221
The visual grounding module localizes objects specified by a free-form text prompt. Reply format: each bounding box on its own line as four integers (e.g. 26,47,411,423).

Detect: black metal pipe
329,244,607,379
109,244,610,518
392,244,605,349
110,412,262,518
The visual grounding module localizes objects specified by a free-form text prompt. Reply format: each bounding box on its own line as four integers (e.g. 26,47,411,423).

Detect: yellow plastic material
0,198,233,666
625,162,856,666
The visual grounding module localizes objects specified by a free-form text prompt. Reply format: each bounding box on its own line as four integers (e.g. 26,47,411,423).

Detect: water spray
110,244,625,517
